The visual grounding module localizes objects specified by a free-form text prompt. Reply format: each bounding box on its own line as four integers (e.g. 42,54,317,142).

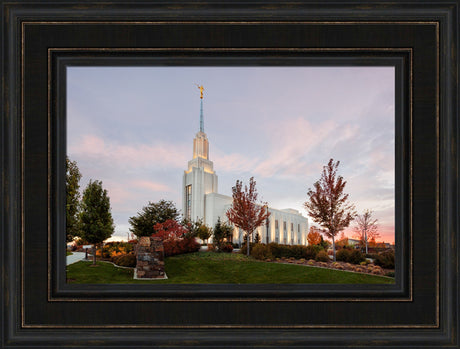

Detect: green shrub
374,250,395,269
289,245,304,259
113,253,136,268
266,243,321,260
336,248,351,262
349,250,366,264
336,249,365,264
303,245,322,259
315,250,329,262
251,244,273,260
385,271,395,277
240,242,256,255
267,243,291,258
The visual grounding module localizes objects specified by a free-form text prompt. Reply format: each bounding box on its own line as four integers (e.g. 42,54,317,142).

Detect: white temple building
182,86,309,246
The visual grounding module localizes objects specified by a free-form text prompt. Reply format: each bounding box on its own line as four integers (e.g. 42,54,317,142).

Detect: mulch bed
266,257,394,276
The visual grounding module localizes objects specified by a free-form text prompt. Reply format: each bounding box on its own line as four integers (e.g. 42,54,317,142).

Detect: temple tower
182,85,218,222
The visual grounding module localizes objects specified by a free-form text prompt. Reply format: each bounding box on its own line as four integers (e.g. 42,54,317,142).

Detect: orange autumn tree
307,226,322,245
368,237,377,248
226,177,270,256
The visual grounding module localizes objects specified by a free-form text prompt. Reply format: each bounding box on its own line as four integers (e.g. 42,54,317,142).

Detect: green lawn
66,251,394,284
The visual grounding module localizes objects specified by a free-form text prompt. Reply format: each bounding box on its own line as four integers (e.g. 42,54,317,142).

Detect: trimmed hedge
247,243,324,260
336,249,365,264
251,244,273,260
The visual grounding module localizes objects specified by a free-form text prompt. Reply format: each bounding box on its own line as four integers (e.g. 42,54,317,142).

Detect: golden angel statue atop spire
196,84,204,99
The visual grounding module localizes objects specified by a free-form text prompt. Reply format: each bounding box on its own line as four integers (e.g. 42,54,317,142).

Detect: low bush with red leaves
220,243,234,253
152,219,200,257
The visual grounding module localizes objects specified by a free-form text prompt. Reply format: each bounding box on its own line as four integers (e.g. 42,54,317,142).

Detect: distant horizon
67,66,395,244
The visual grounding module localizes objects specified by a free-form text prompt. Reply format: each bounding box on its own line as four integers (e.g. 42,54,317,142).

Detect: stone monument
134,236,167,279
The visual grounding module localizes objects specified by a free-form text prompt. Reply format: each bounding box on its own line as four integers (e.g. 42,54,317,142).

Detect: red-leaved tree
226,177,271,256
304,159,356,261
152,219,200,257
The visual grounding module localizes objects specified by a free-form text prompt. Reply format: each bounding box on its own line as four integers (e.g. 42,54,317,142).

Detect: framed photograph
65,65,396,285
1,1,458,348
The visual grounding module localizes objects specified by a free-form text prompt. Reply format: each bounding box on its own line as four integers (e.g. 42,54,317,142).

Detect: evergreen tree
183,218,212,242
129,200,180,237
196,223,213,244
319,236,330,250
212,217,233,251
66,157,82,242
80,180,114,265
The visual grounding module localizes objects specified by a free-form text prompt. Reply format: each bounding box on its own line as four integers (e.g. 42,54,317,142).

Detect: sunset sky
67,66,395,243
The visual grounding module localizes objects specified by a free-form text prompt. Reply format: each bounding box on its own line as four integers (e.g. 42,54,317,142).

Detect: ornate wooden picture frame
1,1,458,348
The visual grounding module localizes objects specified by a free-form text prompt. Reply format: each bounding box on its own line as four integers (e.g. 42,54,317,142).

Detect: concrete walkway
66,251,87,266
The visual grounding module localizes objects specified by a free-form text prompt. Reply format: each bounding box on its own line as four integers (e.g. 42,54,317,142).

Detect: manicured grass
66,251,394,284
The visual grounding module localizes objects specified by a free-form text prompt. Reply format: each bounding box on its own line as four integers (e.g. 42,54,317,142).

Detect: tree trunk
332,236,336,261
92,244,96,265
247,233,250,256
364,230,368,255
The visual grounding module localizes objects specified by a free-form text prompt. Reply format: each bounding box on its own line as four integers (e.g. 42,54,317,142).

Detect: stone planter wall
134,236,166,279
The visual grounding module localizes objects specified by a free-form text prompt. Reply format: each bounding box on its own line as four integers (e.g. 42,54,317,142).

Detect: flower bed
267,257,394,277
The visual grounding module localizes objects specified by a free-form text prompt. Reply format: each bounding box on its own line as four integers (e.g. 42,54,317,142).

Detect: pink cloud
131,180,172,193
90,179,136,205
69,134,188,169
213,152,260,174
252,118,336,176
211,119,342,179
105,185,135,205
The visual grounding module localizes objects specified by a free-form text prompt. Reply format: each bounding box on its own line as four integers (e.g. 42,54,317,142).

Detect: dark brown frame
1,1,458,348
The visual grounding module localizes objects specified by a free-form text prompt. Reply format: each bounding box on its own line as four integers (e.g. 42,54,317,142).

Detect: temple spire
200,99,204,133
193,84,209,160
196,84,204,133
